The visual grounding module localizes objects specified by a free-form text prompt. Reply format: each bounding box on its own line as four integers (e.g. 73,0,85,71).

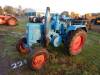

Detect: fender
67,25,86,31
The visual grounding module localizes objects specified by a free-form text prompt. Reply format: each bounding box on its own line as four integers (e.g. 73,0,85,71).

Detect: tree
17,5,24,16
0,6,3,15
60,11,69,17
70,12,79,19
3,6,14,14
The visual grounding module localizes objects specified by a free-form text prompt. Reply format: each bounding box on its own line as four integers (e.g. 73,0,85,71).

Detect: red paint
71,35,83,54
32,54,46,69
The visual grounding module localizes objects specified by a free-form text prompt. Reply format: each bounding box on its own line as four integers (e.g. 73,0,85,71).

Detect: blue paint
67,25,86,31
26,23,42,46
20,7,87,50
51,14,61,31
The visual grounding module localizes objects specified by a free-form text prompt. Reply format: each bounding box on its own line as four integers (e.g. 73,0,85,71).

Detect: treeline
0,5,24,16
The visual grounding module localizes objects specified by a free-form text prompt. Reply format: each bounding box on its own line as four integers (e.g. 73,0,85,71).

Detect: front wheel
65,29,87,55
28,47,48,71
16,37,30,54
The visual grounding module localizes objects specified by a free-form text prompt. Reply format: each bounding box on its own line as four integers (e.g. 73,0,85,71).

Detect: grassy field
0,19,100,75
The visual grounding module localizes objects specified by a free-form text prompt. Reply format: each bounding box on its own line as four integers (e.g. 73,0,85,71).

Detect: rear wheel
16,37,30,54
7,18,17,26
28,47,48,71
65,29,87,55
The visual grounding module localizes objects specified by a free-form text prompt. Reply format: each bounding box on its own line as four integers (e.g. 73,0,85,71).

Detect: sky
0,0,100,15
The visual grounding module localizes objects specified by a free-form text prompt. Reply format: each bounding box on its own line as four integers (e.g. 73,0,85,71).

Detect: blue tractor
16,7,87,70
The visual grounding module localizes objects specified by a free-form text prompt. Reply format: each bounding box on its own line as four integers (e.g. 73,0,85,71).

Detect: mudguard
67,25,86,31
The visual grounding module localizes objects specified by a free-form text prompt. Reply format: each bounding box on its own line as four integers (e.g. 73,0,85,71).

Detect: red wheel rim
32,54,46,69
8,19,16,25
70,35,84,54
19,41,29,53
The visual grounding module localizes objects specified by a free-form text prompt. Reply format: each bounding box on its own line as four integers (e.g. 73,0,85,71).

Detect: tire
32,17,37,23
16,37,30,54
65,29,87,55
28,47,48,71
0,18,4,24
7,18,17,26
29,17,32,22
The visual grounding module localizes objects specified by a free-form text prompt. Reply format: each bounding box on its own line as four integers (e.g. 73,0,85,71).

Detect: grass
0,19,100,75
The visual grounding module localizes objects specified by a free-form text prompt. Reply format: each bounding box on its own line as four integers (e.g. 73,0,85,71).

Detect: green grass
0,19,100,75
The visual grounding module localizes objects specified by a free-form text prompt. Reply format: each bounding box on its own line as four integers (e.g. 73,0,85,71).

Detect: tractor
0,14,17,26
16,7,87,71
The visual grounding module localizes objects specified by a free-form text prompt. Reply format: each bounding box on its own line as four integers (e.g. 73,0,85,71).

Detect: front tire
28,47,48,71
16,37,30,54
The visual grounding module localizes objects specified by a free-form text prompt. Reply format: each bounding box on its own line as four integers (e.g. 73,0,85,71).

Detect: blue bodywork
24,8,87,48
26,23,42,46
67,25,86,31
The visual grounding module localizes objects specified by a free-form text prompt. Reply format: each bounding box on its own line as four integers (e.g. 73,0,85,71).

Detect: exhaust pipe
42,7,51,47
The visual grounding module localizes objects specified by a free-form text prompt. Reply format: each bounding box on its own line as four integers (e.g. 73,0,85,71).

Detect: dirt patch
0,56,11,75
0,29,16,75
0,34,9,75
0,34,5,51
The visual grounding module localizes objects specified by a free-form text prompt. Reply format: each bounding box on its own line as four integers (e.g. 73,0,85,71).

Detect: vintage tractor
0,14,17,26
16,7,87,71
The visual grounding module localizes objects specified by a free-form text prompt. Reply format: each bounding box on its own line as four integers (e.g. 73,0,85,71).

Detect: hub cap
71,35,83,54
32,54,45,69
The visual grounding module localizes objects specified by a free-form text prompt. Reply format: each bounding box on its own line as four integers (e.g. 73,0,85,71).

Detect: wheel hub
32,54,45,69
71,35,83,52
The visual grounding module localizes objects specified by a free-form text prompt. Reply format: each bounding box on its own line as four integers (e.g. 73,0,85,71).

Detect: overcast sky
0,0,100,14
